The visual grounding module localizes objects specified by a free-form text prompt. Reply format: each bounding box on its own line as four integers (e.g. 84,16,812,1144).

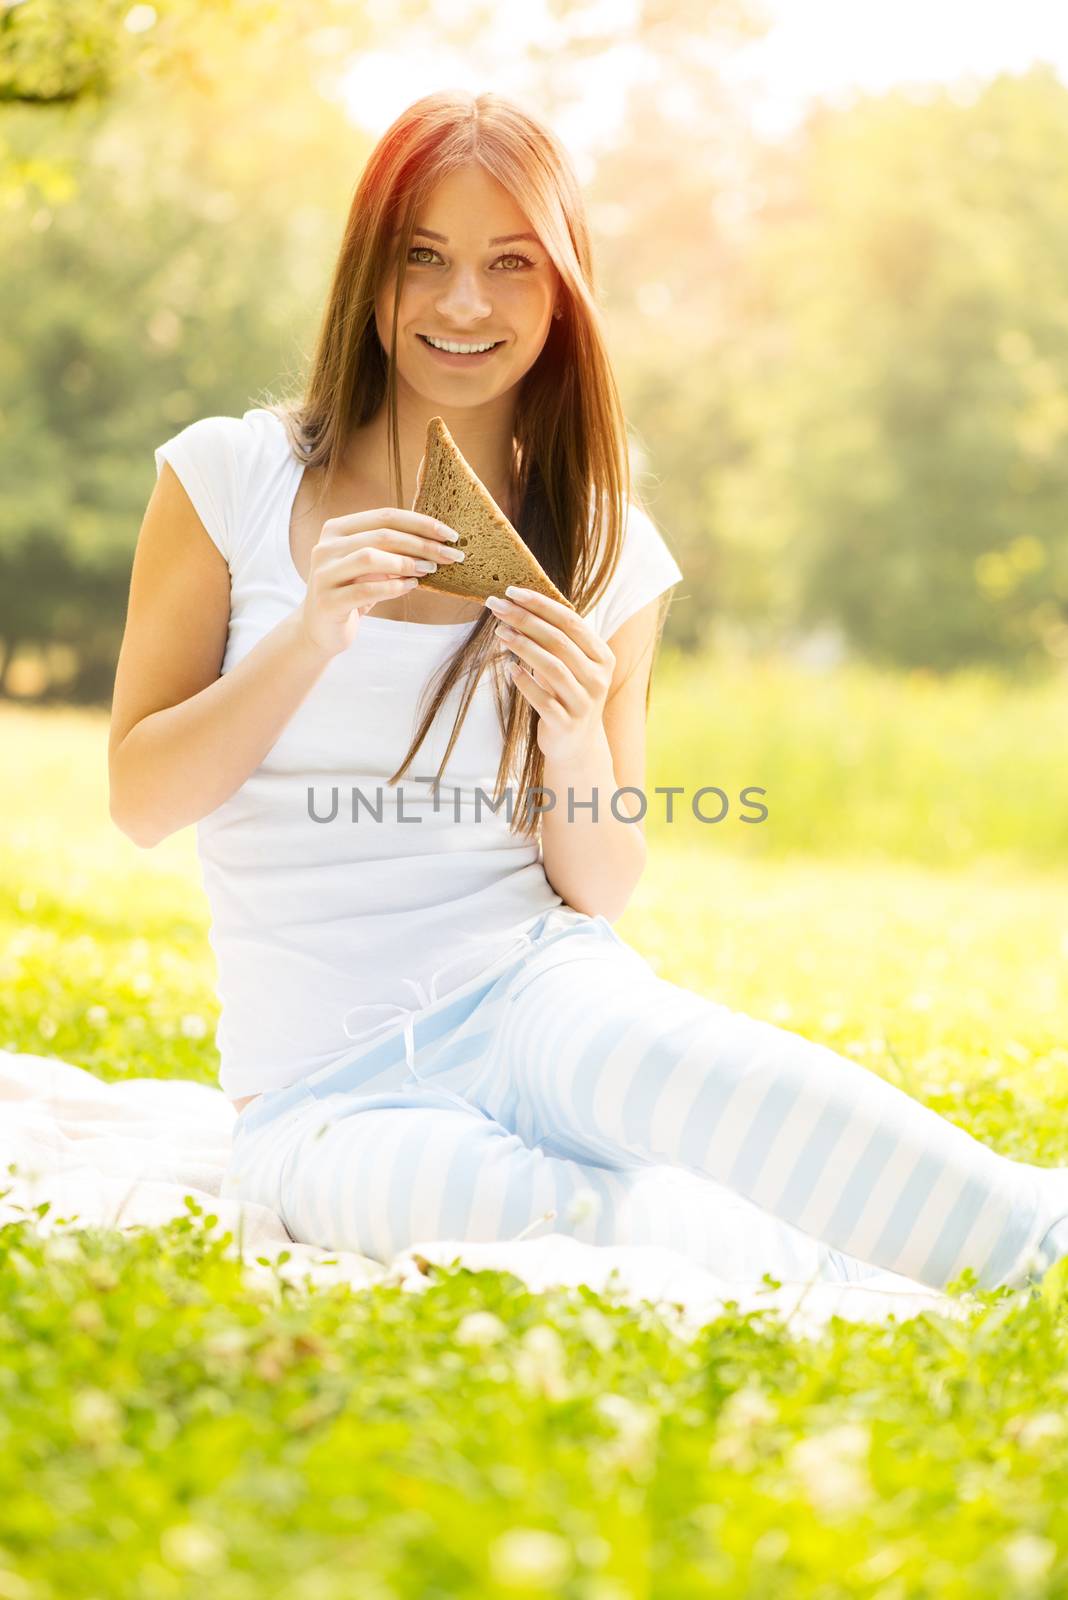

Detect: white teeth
424,335,498,354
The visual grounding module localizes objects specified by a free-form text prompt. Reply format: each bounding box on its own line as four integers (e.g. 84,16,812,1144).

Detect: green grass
648,645,1068,868
4,1209,1068,1600
4,657,1068,1598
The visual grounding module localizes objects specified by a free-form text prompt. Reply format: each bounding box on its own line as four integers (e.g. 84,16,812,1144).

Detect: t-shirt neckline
265,411,477,637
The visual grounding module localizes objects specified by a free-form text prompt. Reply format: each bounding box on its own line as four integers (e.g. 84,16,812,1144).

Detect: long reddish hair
263,88,670,841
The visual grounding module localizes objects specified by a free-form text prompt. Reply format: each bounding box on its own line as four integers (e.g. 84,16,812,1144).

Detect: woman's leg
224,1083,876,1281
451,945,1068,1292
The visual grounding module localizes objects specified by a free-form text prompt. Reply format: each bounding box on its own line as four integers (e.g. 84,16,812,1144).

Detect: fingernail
440,524,460,541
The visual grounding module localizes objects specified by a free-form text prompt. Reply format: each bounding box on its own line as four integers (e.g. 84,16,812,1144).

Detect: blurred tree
0,0,377,696
583,0,766,655
0,0,295,207
1,0,132,105
714,67,1068,672
0,0,304,107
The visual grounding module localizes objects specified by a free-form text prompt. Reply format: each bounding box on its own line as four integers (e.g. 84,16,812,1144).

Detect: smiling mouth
418,334,506,351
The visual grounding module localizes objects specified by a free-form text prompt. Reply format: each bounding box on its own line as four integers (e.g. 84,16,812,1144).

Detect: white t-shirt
153,407,684,1097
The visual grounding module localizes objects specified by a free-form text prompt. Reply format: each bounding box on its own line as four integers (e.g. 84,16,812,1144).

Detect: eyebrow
410,228,541,247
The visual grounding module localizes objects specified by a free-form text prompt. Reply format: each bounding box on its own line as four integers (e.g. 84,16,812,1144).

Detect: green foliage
0,0,132,107
648,644,1068,867
2,1196,1068,1596
0,0,374,699
707,69,1068,671
0,0,300,110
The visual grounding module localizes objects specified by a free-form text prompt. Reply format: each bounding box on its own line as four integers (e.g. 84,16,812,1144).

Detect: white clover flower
521,1324,564,1359
131,971,154,995
455,1311,508,1348
753,1529,791,1564
1017,1412,1067,1449
514,1324,571,1402
86,1005,109,1028
489,1528,572,1589
1002,1533,1055,1586
596,1392,650,1432
203,1327,250,1365
709,1383,778,1471
596,1392,658,1474
788,1422,873,1516
160,1522,227,1573
719,1383,777,1431
180,1013,208,1039
70,1387,121,1442
47,1234,83,1264
576,1305,615,1353
70,1299,105,1335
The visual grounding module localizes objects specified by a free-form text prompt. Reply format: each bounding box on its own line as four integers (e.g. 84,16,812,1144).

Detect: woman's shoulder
241,405,291,444
583,493,684,641
158,406,287,458
153,410,264,492
152,408,288,567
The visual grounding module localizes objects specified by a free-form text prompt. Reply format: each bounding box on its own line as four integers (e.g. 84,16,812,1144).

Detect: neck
349,386,520,517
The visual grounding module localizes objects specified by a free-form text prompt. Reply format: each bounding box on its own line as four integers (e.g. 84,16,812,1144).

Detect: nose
435,264,494,324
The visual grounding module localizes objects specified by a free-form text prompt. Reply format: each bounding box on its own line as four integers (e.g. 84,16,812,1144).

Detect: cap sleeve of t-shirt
153,415,255,569
586,501,684,641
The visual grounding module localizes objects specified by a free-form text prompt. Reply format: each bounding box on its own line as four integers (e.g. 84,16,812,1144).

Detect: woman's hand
486,587,615,765
299,501,463,659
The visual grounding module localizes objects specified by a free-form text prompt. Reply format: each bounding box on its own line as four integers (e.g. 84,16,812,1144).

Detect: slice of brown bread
412,415,573,609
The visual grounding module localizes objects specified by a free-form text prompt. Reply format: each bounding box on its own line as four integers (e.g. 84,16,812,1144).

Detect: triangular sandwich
412,415,573,609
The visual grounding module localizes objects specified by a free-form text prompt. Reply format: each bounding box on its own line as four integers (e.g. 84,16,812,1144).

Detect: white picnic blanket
0,1049,976,1337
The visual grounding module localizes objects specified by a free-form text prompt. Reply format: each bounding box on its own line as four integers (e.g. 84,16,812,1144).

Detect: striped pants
221,908,1068,1289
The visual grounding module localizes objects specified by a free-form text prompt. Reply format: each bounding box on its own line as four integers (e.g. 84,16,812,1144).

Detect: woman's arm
108,463,334,848
534,599,660,921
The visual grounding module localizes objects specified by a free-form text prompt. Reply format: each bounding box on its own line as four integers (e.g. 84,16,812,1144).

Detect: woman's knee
283,1102,534,1262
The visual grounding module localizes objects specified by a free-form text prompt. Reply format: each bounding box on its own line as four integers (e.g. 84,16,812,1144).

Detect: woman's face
376,162,562,407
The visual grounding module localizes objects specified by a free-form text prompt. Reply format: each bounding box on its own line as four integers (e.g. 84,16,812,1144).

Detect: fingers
324,574,419,614
327,508,457,547
321,522,461,572
329,545,462,583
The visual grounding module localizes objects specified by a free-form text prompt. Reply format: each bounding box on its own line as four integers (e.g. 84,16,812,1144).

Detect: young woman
109,90,1068,1292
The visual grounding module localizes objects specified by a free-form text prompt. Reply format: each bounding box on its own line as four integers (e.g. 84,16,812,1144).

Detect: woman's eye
407,247,535,271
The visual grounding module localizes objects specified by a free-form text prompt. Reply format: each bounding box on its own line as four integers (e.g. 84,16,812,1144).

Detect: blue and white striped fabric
221,908,1068,1289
